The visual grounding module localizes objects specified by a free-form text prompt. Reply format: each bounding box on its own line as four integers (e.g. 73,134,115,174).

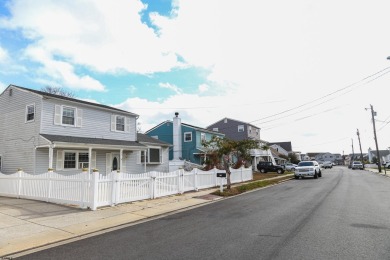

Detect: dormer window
26,104,35,122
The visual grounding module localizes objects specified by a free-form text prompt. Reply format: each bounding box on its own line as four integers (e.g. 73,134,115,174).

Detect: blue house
145,113,225,165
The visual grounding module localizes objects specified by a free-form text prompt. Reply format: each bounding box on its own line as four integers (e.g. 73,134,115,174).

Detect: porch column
88,147,92,173
48,145,53,169
120,149,123,172
144,149,147,173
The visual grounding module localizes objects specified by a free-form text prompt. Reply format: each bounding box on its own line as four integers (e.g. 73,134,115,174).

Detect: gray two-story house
206,117,276,169
0,85,170,175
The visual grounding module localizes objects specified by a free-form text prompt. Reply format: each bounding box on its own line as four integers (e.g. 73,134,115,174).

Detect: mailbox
217,172,226,178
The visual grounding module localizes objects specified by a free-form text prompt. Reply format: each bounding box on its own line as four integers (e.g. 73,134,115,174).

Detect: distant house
206,117,275,169
0,85,170,175
206,117,261,141
269,144,289,157
368,148,390,163
268,142,293,153
269,147,287,165
315,153,342,163
145,113,225,166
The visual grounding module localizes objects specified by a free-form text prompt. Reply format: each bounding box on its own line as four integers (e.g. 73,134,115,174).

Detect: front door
112,153,120,171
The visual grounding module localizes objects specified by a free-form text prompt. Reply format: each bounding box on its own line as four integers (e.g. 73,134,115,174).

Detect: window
62,107,75,125
184,132,192,142
64,151,89,169
116,116,125,131
26,104,35,122
78,153,89,169
140,148,161,164
149,148,160,163
248,126,252,133
64,152,76,169
213,128,218,132
224,118,227,123
238,125,244,132
201,133,206,142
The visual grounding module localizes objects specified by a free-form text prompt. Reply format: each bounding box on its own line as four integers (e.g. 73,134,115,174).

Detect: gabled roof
368,150,390,157
206,117,260,129
8,85,138,116
145,120,224,136
268,142,292,152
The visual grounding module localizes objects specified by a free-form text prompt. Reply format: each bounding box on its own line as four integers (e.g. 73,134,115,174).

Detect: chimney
173,112,182,160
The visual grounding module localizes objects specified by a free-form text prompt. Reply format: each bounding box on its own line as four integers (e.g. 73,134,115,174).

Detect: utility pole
365,104,381,172
356,129,364,169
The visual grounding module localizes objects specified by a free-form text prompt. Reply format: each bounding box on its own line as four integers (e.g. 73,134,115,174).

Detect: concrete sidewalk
365,167,390,177
0,189,220,257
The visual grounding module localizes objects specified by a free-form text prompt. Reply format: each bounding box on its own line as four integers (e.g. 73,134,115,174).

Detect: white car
283,163,297,171
294,161,322,179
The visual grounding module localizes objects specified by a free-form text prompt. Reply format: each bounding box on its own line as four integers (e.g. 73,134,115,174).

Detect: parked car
257,161,284,174
283,163,297,171
385,162,390,169
294,161,322,179
323,161,333,169
351,161,364,170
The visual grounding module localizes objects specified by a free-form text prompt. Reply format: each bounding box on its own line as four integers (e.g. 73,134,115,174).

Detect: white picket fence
0,167,252,210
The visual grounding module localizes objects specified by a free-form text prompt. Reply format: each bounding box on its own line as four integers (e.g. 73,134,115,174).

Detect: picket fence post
17,169,22,198
80,169,88,208
47,169,53,203
151,172,156,199
194,168,198,191
214,167,217,187
90,169,99,211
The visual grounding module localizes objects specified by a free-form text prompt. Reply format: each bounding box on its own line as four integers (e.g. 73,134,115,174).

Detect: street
18,167,390,260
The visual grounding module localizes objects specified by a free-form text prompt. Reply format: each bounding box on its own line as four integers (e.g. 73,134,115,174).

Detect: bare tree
40,86,75,98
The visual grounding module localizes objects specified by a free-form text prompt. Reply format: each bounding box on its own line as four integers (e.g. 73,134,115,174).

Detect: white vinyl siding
184,132,192,142
26,104,35,122
41,99,137,141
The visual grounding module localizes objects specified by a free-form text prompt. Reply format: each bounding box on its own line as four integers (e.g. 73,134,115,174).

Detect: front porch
37,134,148,175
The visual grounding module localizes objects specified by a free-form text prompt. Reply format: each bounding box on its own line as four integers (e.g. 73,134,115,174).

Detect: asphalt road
18,167,390,260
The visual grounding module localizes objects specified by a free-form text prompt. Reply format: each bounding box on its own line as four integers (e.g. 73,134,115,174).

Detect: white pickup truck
322,161,333,169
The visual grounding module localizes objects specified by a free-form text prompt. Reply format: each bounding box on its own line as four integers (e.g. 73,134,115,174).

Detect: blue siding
146,122,174,159
146,122,224,165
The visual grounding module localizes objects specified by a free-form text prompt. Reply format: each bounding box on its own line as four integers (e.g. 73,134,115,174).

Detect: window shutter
76,109,83,128
125,117,131,133
160,148,163,163
54,105,61,125
91,151,97,169
106,153,112,174
111,115,116,132
56,150,63,170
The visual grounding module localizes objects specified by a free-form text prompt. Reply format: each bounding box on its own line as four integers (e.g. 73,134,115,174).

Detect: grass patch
252,171,291,181
211,175,293,197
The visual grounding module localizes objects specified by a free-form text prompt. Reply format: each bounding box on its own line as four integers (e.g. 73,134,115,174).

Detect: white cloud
0,46,8,62
198,84,209,93
159,82,182,94
0,81,6,93
0,0,181,74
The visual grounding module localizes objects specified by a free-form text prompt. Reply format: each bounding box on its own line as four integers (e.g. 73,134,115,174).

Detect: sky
0,0,390,156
